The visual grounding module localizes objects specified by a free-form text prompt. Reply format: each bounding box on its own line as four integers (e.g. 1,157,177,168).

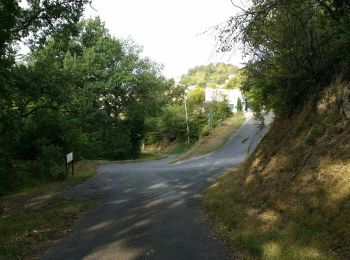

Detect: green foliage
187,87,205,105
225,70,245,89
0,16,172,194
160,104,187,140
36,145,64,179
205,100,233,128
216,0,350,116
180,63,239,88
151,99,233,143
0,0,91,195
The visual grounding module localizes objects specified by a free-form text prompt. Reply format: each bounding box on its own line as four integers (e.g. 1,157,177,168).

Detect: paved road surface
43,114,272,260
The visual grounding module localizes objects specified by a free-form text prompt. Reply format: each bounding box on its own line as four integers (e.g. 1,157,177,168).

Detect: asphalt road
42,113,272,260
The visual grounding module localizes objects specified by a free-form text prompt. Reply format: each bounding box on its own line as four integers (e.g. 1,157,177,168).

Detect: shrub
36,145,64,180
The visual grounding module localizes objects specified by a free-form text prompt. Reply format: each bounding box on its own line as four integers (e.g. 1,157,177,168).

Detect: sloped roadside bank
173,113,246,163
203,82,350,259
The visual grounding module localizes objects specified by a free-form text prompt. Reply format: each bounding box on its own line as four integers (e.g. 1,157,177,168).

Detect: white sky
84,0,245,79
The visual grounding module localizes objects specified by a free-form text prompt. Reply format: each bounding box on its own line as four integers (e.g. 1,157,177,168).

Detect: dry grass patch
0,160,102,259
203,96,350,259
175,113,245,162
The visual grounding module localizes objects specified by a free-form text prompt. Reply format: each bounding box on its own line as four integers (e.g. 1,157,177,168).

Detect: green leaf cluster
179,63,239,88
145,86,233,144
217,0,350,116
0,15,172,194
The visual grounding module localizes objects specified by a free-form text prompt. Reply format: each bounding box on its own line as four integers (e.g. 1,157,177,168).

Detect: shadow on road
43,114,273,260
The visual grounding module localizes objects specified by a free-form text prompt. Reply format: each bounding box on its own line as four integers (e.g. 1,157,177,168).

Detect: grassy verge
13,160,101,196
112,152,167,164
174,113,245,162
0,160,101,259
203,100,350,259
168,142,190,155
0,152,165,259
0,196,93,259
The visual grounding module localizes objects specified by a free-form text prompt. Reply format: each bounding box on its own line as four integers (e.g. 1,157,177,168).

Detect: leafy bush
149,99,233,144
187,87,205,105
205,100,233,128
160,104,187,139
36,145,64,180
143,132,162,145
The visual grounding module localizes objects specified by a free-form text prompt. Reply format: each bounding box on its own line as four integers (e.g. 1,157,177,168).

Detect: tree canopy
216,0,350,115
0,15,172,194
179,63,239,88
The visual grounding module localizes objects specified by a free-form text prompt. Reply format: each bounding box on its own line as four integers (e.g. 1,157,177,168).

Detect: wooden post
65,159,68,178
184,98,190,145
66,152,74,177
71,159,74,176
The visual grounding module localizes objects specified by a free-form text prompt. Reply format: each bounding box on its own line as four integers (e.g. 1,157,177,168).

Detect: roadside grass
139,152,165,160
0,160,100,259
203,103,350,259
0,196,93,259
11,153,164,196
203,168,339,260
13,160,101,196
174,113,245,162
115,152,167,163
0,152,166,259
169,142,190,155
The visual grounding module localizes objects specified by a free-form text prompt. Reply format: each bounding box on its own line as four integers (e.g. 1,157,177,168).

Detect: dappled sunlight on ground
204,104,350,259
41,113,271,259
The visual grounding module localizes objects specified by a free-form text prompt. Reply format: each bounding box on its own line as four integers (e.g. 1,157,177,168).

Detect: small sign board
66,152,73,164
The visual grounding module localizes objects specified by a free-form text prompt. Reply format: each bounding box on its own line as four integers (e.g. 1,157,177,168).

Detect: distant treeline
179,63,239,88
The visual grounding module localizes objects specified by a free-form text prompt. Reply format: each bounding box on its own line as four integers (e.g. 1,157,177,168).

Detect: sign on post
66,152,73,163
66,152,74,176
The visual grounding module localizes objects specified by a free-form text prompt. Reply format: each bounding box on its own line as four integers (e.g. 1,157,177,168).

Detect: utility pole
184,97,190,145
208,111,212,135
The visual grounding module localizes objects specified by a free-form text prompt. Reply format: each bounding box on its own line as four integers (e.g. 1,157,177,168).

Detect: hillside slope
204,82,350,259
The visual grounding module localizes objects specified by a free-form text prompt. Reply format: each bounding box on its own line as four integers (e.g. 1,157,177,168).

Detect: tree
0,16,172,194
187,87,205,105
0,0,91,194
215,0,350,116
180,63,239,88
225,70,245,89
62,18,171,159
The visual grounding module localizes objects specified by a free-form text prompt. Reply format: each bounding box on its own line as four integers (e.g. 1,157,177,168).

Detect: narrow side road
42,114,272,260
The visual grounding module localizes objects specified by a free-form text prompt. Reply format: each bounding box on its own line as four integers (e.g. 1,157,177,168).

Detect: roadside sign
66,152,73,164
65,152,75,177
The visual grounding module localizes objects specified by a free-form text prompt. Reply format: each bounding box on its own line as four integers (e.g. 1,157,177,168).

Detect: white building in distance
205,87,248,112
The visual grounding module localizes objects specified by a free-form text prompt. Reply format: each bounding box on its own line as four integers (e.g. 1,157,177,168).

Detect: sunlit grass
0,160,100,259
0,196,93,259
203,105,350,259
174,113,245,162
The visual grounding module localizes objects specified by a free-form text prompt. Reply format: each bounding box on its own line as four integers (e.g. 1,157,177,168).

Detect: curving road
43,113,272,260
